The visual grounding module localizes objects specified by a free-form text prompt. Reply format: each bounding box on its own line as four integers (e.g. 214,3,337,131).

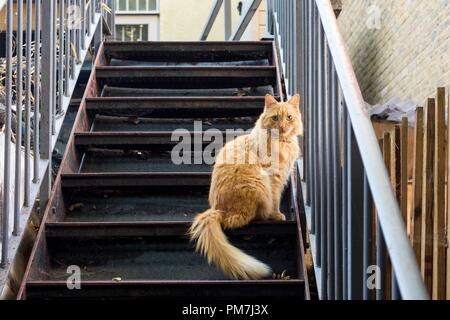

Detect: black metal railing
268,0,428,300
1,0,115,268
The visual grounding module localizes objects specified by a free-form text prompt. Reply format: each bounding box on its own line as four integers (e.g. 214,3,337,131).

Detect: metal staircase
17,41,310,300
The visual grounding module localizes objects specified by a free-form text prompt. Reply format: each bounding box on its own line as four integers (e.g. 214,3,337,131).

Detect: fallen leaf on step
272,270,290,280
235,88,246,96
126,116,140,125
68,203,84,212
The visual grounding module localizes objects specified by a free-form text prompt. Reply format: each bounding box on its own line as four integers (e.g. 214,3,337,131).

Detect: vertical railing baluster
81,0,87,49
33,0,41,184
313,0,320,242
306,0,313,208
87,0,92,35
59,0,65,114
376,134,390,300
363,173,374,300
66,0,72,91
342,105,348,299
300,0,307,185
2,0,14,267
347,124,365,299
14,0,24,236
332,67,342,299
40,0,55,208
326,43,335,300
310,0,317,234
77,0,82,62
24,0,33,207
318,18,327,299
52,0,58,130
111,0,116,39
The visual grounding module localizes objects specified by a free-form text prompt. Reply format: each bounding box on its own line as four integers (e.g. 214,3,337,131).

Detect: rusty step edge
96,66,277,75
44,221,298,238
73,131,245,151
61,172,211,188
103,41,274,63
84,96,274,117
95,66,278,90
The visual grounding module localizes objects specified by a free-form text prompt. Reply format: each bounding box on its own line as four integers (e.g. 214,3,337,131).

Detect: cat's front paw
271,211,286,221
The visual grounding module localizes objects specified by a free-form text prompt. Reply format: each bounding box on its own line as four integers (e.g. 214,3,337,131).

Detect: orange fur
189,94,302,280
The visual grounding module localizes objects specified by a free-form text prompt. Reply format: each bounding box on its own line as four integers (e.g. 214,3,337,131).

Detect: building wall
159,0,266,41
0,1,266,41
338,0,450,105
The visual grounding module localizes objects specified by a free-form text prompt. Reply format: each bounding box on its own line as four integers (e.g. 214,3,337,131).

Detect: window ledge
116,11,160,15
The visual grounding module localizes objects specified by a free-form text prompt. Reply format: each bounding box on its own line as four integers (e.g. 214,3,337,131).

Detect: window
116,24,149,41
116,0,158,12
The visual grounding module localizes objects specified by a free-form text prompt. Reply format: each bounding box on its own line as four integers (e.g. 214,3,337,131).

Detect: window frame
116,23,150,41
116,0,160,14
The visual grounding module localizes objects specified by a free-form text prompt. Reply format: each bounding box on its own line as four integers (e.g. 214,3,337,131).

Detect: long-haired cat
189,94,302,280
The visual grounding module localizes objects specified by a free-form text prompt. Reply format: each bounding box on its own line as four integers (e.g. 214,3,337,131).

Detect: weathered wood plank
411,107,424,262
421,98,435,294
433,88,446,299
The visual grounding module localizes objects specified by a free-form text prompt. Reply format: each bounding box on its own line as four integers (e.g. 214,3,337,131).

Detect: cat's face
260,94,303,138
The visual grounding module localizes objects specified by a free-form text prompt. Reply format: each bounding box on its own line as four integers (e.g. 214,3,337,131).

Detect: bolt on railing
1,0,115,268
267,0,429,300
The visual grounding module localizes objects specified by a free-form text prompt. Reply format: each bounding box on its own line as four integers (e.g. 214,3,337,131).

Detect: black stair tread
45,221,297,236
31,232,300,281
95,66,277,89
61,172,211,188
74,131,246,151
85,96,267,118
103,41,273,63
109,58,270,67
80,150,212,173
100,86,275,97
90,115,255,132
25,280,305,299
62,187,293,222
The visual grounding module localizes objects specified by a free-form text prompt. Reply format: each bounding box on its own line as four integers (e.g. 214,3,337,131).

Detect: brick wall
337,0,450,105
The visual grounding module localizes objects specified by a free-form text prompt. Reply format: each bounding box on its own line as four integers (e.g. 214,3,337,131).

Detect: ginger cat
189,94,302,280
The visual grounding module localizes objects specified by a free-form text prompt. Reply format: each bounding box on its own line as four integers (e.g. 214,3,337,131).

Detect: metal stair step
25,280,306,299
103,41,274,63
25,224,302,296
95,66,277,89
108,59,270,67
74,131,246,150
100,86,275,97
60,177,293,222
90,116,255,132
85,96,268,118
79,149,212,173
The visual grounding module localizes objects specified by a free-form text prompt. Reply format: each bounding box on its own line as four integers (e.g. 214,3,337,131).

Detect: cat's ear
265,94,278,108
288,94,300,107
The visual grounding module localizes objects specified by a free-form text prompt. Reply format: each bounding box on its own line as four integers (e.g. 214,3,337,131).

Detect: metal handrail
268,0,428,300
1,0,115,272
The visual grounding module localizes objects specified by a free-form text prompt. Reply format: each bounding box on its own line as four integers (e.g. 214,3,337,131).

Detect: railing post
24,0,33,207
14,0,24,236
111,0,116,39
224,0,232,40
1,0,14,268
39,0,55,208
33,0,41,184
347,123,365,300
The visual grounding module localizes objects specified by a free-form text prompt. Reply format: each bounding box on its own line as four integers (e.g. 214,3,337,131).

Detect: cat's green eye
287,115,293,121
271,115,279,122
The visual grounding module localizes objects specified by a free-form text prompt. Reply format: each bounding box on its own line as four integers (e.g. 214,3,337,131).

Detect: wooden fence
374,86,450,300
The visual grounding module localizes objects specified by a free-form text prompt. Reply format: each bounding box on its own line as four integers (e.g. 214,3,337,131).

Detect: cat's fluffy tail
189,209,272,280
